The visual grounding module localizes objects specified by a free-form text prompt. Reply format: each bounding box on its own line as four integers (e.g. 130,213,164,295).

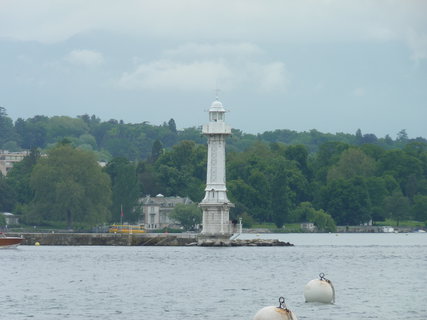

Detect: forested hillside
1,107,424,160
1,106,427,230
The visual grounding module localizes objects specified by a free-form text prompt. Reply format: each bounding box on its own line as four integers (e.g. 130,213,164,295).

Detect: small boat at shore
0,233,24,248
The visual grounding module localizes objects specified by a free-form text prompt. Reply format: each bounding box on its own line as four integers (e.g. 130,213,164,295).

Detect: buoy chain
319,273,335,304
278,297,289,311
319,272,330,282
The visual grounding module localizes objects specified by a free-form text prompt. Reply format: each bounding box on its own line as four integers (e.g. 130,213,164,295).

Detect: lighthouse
199,98,234,236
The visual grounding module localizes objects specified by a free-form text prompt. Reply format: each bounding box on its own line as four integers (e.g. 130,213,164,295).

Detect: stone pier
8,232,293,247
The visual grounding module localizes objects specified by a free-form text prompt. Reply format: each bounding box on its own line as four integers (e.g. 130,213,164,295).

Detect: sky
0,0,426,139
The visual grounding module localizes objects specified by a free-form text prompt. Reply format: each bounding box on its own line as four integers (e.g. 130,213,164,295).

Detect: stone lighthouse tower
199,98,234,236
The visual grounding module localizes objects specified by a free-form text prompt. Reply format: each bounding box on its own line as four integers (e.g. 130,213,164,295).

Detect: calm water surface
1,233,426,320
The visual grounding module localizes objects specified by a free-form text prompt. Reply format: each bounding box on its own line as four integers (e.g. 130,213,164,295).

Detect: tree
361,133,378,144
307,209,336,232
291,202,336,232
150,139,163,162
365,177,389,222
383,191,410,226
412,195,427,222
284,144,311,178
378,149,423,195
271,160,290,228
312,142,350,183
155,141,206,201
15,116,48,149
355,129,363,145
137,161,163,197
169,203,202,231
29,144,112,228
0,214,6,226
104,158,139,223
396,129,408,143
6,148,40,205
168,118,177,134
327,148,376,182
0,106,17,148
319,177,371,225
0,173,16,212
45,116,89,142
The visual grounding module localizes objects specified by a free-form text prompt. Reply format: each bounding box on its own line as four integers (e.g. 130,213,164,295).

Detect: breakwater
11,232,197,246
8,232,293,247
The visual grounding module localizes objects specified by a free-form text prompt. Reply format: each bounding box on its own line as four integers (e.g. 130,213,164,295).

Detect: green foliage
0,106,18,148
28,144,112,228
45,116,89,142
327,148,376,182
412,195,427,221
271,160,290,228
383,191,410,226
365,177,389,221
155,141,206,201
0,174,16,212
5,148,39,206
150,139,163,162
15,116,48,149
312,142,350,183
238,212,256,228
169,203,202,231
318,177,371,225
291,202,336,232
104,158,140,223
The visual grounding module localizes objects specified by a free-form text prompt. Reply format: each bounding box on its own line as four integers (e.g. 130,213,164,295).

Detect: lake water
1,233,426,320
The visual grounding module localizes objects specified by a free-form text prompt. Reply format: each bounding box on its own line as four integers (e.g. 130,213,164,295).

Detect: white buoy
304,273,335,304
253,297,298,320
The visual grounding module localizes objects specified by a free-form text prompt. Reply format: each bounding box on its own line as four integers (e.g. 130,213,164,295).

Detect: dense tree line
1,106,425,161
1,106,427,229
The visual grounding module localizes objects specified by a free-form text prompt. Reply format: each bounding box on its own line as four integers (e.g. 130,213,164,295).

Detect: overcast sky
1,0,426,139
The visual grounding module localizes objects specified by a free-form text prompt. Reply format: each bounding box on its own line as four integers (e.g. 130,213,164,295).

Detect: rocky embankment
196,238,293,247
9,232,293,247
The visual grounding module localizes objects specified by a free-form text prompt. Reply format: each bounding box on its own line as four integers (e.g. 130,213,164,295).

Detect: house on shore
139,194,193,230
0,150,30,176
0,212,20,225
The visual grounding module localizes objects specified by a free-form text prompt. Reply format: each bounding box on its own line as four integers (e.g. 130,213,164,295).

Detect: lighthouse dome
210,99,226,112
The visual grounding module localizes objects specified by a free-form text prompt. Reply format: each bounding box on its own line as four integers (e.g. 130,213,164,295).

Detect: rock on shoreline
197,238,294,247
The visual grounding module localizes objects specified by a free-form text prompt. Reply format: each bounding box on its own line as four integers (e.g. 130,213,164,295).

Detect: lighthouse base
199,202,233,236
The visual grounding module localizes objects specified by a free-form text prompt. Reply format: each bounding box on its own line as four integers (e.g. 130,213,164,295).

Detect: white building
140,194,193,230
0,150,29,176
0,212,19,225
199,99,234,236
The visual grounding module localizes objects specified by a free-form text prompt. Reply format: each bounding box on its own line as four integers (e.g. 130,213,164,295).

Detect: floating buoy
35,242,40,246
253,297,298,320
304,273,335,304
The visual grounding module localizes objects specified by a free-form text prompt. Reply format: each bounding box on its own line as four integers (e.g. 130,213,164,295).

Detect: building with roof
139,194,193,230
0,150,29,176
0,212,20,225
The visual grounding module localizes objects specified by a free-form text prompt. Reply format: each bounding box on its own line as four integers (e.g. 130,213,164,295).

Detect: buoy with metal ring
304,273,335,304
253,297,298,320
